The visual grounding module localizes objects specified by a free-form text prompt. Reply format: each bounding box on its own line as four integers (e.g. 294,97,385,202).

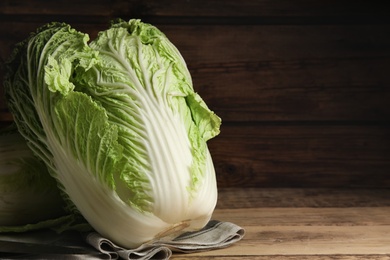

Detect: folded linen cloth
86,220,245,260
0,220,244,259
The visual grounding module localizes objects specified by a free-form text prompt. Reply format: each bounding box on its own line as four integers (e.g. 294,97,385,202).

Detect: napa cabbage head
4,19,221,248
0,125,68,231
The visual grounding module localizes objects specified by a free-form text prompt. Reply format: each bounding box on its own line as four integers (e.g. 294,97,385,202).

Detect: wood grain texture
1,24,390,122
158,25,390,122
172,256,390,260
1,0,388,23
187,226,390,255
216,188,390,208
209,125,390,188
171,188,390,259
2,12,390,123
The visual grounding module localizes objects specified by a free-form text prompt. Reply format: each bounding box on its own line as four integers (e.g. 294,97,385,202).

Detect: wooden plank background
174,188,390,259
0,0,389,188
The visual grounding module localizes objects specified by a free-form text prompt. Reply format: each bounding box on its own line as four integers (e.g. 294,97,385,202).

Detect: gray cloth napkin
86,220,245,260
0,220,244,259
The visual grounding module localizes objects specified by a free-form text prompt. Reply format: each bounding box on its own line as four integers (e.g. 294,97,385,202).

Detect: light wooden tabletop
172,188,390,259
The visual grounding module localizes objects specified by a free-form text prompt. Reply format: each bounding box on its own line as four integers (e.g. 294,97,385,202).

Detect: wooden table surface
172,188,390,259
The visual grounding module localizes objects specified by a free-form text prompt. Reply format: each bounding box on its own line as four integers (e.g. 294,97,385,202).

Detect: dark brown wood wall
1,0,389,188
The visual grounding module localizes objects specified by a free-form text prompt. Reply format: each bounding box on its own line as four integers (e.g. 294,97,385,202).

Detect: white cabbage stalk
4,19,221,248
0,127,66,230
